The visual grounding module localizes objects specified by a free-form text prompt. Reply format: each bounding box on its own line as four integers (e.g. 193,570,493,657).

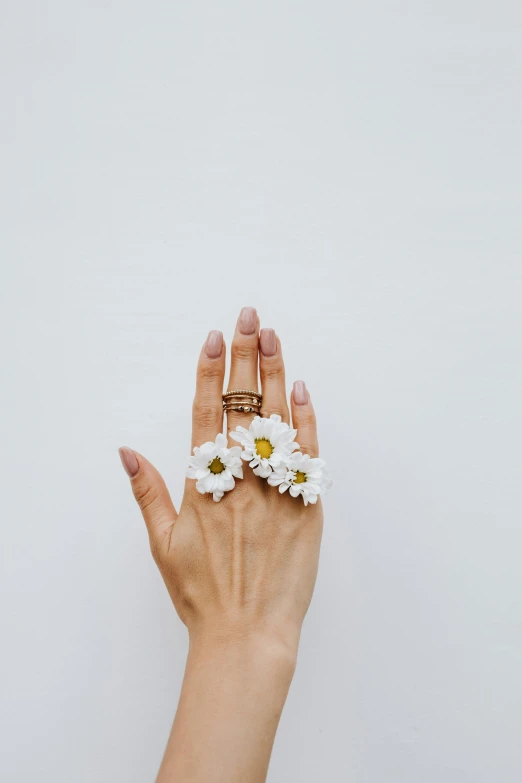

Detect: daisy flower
186,433,243,502
230,414,299,478
267,451,332,506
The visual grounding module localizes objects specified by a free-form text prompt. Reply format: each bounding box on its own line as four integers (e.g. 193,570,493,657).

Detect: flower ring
231,413,332,504
186,433,243,502
267,451,333,506
229,414,299,478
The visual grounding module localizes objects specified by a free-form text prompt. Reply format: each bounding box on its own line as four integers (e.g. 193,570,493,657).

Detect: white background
1,2,521,781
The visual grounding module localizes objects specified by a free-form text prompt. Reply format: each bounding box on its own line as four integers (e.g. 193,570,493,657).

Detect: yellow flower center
209,457,225,474
255,438,274,460
294,470,307,484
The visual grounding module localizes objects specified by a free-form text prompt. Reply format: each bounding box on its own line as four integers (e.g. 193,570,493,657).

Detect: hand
119,307,325,782
120,306,323,656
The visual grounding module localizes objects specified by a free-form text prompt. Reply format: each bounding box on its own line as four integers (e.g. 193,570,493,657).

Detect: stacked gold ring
223,389,262,414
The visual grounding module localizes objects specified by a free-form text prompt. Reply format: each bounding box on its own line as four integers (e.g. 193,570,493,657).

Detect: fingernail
238,307,257,335
293,380,308,405
119,447,139,478
260,328,277,356
205,330,223,358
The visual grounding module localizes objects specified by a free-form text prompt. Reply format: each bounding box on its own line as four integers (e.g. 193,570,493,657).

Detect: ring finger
259,328,290,423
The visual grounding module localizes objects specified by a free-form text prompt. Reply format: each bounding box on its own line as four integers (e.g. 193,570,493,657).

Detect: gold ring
223,389,262,414
223,404,261,414
223,389,262,400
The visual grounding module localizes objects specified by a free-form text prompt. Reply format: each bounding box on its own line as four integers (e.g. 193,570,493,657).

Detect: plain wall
1,1,521,781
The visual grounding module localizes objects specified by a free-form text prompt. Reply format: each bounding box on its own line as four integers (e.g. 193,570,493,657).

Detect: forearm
156,632,297,783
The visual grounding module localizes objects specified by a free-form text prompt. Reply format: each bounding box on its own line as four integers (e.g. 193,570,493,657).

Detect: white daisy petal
186,433,244,501
260,450,333,504
191,450,210,469
229,416,330,502
263,417,275,440
199,441,217,456
202,473,216,492
306,482,322,495
195,479,208,494
215,433,227,449
254,463,272,478
321,474,333,494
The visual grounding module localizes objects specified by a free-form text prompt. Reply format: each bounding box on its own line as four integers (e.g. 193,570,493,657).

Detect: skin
119,306,323,783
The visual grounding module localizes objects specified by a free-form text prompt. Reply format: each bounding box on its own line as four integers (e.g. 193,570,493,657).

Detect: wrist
187,623,300,681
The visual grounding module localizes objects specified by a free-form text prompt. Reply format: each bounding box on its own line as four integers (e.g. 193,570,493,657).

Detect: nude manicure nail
238,307,257,335
293,380,308,405
119,447,139,478
205,330,223,358
260,328,277,356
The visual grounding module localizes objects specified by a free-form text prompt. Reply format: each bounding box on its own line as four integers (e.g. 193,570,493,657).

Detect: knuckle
261,405,287,420
231,341,257,362
198,360,223,382
296,441,318,457
192,400,221,428
133,481,159,513
295,409,316,428
261,362,284,381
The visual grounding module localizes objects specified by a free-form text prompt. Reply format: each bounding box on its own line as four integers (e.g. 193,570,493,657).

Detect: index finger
192,330,226,448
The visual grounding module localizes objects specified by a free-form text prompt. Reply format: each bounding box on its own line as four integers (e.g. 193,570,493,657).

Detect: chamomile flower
186,433,243,502
267,451,332,506
230,414,299,478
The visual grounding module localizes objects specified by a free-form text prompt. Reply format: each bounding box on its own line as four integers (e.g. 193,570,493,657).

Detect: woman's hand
119,307,324,783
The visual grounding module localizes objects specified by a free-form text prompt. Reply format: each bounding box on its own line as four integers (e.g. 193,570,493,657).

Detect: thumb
118,447,178,552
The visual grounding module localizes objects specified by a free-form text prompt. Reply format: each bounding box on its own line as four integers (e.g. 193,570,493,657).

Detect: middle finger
226,307,260,436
